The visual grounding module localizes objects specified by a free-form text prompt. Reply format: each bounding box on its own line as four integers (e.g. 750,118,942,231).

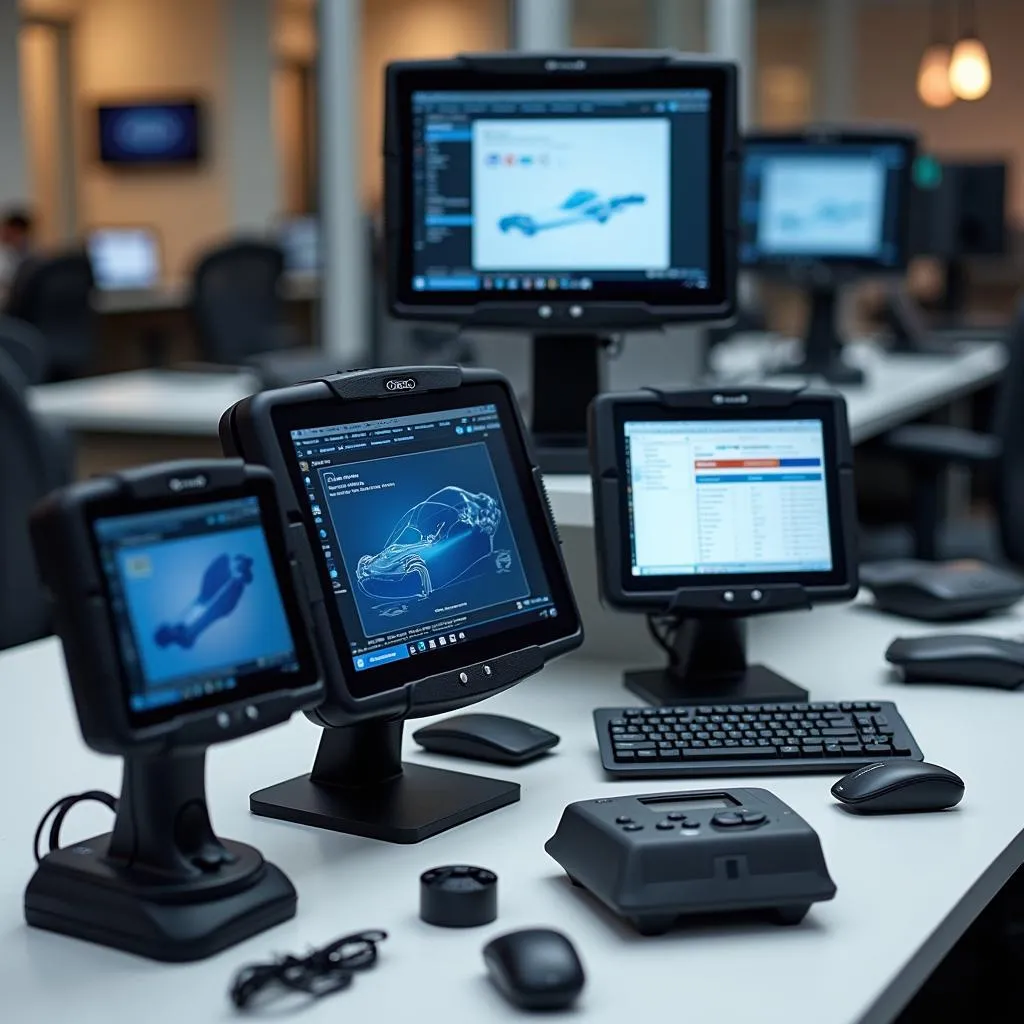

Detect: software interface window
410,89,712,291
94,498,299,712
626,420,832,575
740,143,909,265
87,228,161,290
290,405,558,674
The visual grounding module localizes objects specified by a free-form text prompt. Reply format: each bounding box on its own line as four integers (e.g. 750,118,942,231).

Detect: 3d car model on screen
154,553,254,649
356,486,505,600
498,190,645,236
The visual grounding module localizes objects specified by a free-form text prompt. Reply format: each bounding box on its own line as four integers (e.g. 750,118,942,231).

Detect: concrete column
0,0,28,209
227,0,280,233
512,0,571,51
706,0,754,129
820,0,855,122
316,0,366,362
649,0,705,52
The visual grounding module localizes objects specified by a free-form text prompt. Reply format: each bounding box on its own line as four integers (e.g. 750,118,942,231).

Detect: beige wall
359,0,509,208
71,0,230,279
18,23,61,245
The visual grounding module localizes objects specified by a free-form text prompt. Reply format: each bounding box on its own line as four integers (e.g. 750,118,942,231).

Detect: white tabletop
546,340,1007,528
4,598,1024,1023
29,370,260,436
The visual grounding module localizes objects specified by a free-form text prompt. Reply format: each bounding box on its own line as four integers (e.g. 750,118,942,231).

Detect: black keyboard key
825,743,843,754
864,744,892,755
610,718,627,728
821,727,858,737
614,750,636,761
614,741,656,751
659,749,681,759
637,750,657,760
778,746,801,757
684,746,776,760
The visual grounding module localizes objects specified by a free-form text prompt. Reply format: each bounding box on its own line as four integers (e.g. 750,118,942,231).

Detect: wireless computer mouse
832,761,964,814
483,928,585,1011
413,714,560,766
885,634,1024,689
860,559,1024,622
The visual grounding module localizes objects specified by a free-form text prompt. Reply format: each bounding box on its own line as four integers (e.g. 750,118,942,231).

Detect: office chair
865,298,1024,565
0,349,72,649
4,253,97,381
0,315,48,385
190,239,346,386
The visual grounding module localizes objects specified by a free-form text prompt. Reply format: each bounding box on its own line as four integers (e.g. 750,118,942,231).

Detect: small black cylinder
420,865,498,928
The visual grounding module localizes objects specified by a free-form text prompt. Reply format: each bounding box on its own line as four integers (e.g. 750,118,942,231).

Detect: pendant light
917,0,956,108
949,0,992,101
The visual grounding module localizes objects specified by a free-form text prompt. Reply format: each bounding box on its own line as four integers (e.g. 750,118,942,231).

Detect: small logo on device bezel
711,393,750,405
545,59,587,71
385,378,417,391
168,474,209,492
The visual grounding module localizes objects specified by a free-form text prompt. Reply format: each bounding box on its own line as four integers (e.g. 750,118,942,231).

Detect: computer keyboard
594,701,924,777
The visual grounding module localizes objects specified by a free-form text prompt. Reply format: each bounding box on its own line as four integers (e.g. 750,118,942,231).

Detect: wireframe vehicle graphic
356,486,503,600
498,190,646,236
154,553,254,649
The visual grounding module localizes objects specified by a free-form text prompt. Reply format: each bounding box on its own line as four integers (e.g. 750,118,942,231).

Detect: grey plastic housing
545,787,837,934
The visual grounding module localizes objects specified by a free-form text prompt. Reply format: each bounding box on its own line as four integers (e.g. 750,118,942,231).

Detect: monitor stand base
250,764,519,844
250,721,520,844
624,664,808,707
25,836,294,962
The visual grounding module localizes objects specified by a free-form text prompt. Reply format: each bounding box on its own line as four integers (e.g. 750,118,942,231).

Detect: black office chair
190,239,299,365
4,253,96,381
0,349,73,649
0,315,48,385
863,297,1024,566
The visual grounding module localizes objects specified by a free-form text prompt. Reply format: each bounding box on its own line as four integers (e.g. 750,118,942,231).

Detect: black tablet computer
590,385,859,613
221,367,582,725
384,51,739,329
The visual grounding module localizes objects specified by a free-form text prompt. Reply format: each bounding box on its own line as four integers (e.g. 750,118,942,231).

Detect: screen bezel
610,399,850,593
95,99,204,167
86,475,319,729
385,60,736,321
740,129,917,272
270,381,580,700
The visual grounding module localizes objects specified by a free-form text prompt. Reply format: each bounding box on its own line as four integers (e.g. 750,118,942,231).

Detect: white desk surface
28,369,260,436
546,340,1007,528
4,599,1024,1023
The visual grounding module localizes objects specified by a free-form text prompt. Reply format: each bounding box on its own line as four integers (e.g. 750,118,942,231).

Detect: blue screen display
290,402,560,687
97,102,201,165
94,496,298,714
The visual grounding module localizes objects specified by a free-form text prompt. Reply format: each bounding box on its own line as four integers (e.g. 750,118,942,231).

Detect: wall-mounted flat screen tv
97,100,203,166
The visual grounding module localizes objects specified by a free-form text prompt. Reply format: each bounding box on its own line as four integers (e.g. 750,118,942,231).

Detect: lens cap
419,865,498,928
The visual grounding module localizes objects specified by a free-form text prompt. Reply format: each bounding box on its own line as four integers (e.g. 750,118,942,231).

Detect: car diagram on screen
154,553,253,649
355,486,513,603
497,190,645,236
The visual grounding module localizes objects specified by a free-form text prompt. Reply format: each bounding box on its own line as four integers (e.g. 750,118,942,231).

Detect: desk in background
3,598,1024,1023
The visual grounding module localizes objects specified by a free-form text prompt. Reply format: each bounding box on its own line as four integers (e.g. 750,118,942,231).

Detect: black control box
545,788,835,935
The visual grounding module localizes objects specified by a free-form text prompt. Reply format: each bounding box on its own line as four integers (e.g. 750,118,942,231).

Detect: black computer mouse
832,761,965,814
885,634,1024,689
413,714,560,766
483,928,585,1011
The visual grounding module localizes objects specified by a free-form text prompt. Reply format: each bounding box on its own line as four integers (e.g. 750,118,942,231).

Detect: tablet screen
92,495,308,726
279,385,577,697
608,398,850,594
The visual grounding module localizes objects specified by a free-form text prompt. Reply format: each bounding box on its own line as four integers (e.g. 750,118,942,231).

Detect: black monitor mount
624,586,812,707
788,282,864,386
530,333,611,475
25,751,295,961
249,719,520,844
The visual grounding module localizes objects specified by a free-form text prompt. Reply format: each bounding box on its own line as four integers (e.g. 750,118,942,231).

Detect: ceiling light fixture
949,0,992,101
917,0,956,108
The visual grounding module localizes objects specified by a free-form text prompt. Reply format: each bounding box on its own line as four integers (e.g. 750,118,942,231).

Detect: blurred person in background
0,208,35,292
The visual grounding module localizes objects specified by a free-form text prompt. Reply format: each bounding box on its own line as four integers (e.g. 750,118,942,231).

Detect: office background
0,0,1019,299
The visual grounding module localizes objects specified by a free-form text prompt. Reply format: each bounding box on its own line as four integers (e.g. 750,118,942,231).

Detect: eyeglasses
230,929,388,1011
